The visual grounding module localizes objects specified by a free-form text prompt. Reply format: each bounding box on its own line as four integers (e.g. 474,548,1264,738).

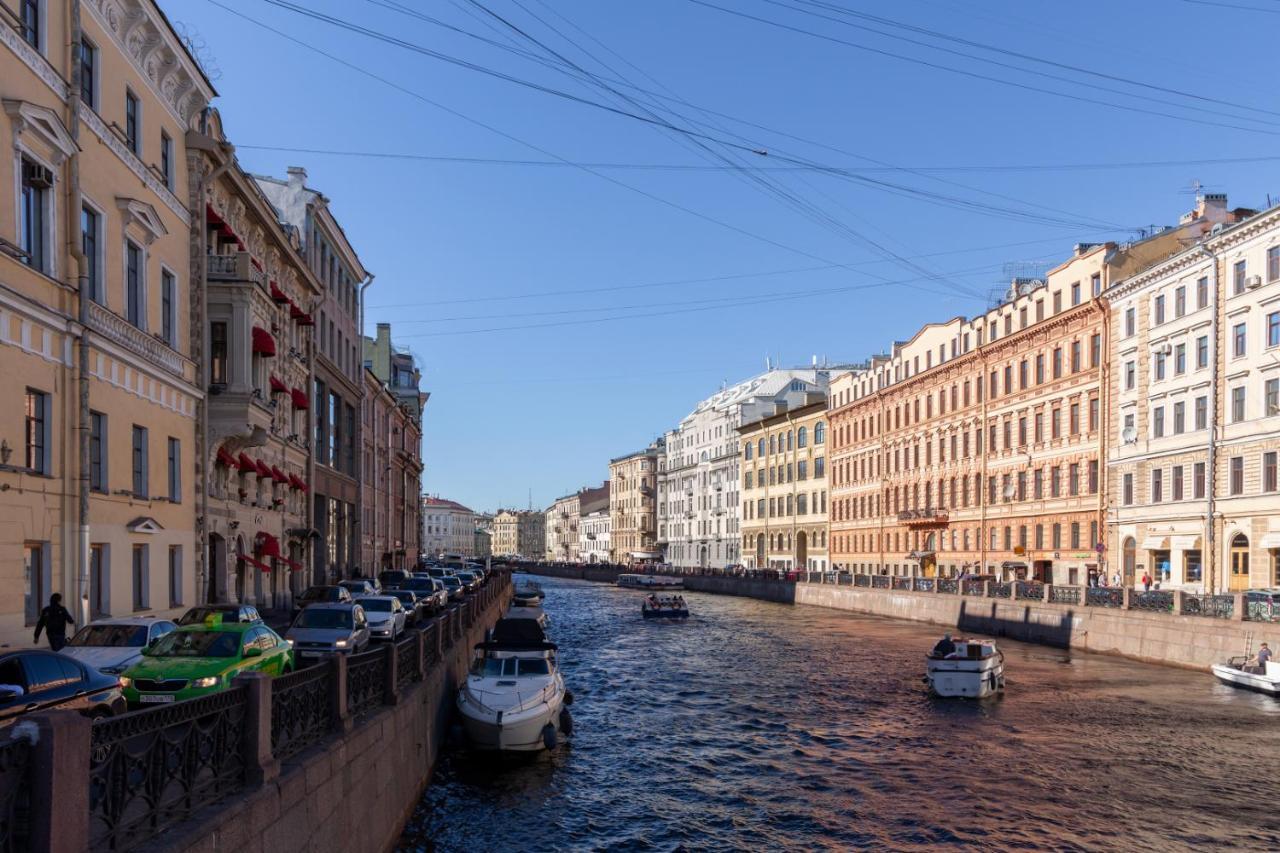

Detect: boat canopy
477,618,557,651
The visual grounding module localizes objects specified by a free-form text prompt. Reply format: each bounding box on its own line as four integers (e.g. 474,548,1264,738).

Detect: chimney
1183,192,1228,226
286,166,307,189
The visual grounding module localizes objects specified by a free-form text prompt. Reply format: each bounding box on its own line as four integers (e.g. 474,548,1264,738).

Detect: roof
422,497,474,513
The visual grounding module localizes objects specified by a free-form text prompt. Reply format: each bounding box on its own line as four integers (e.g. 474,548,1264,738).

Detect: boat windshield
471,657,551,677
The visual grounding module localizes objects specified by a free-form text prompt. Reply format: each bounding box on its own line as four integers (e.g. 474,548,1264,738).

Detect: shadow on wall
957,600,1076,649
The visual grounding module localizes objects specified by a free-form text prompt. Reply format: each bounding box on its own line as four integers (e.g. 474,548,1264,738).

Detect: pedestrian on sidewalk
1141,571,1152,592
34,593,75,651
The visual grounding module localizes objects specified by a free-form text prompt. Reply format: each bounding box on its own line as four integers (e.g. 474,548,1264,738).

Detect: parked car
339,578,380,598
0,651,126,724
425,567,453,581
378,570,411,590
401,577,448,612
386,590,425,626
292,585,353,620
455,570,481,592
440,575,465,602
355,595,407,641
177,603,263,626
120,620,293,707
62,617,178,676
285,603,370,663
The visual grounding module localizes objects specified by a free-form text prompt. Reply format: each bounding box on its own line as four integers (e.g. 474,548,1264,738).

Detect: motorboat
512,581,545,608
504,603,550,630
457,618,571,752
641,595,689,619
1211,657,1280,695
925,637,1005,698
617,573,683,590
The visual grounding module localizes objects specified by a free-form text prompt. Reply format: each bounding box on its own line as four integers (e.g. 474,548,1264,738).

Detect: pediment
3,99,79,163
116,197,169,244
127,517,165,534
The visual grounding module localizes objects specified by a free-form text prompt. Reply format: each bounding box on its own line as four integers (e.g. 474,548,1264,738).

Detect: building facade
492,510,544,559
362,364,422,571
577,483,610,563
1107,195,1279,592
658,368,831,569
474,512,493,559
738,399,830,572
609,443,661,563
192,112,319,610
422,497,476,558
255,168,366,585
1,0,214,640
544,493,581,561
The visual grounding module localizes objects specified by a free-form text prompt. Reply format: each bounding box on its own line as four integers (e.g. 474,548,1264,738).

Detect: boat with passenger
457,618,571,751
616,573,683,590
642,594,689,619
925,634,1005,698
1211,649,1280,695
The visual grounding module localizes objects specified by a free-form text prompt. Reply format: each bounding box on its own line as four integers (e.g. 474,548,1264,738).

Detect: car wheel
90,706,112,721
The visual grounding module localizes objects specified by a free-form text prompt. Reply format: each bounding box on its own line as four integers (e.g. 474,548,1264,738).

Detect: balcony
207,252,265,286
897,507,949,527
86,301,188,380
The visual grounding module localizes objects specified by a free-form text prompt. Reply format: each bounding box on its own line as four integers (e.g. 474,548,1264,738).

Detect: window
1173,401,1185,434
79,37,97,108
1092,273,1101,296
1125,361,1136,390
161,270,175,347
1174,286,1186,318
160,131,173,190
1154,352,1166,381
814,457,825,478
1268,312,1280,349
89,411,106,491
131,425,148,497
1267,379,1279,417
125,91,140,155
1229,456,1244,495
168,546,183,608
1195,396,1208,430
1153,406,1164,438
1034,411,1044,443
1270,246,1280,282
89,544,108,619
1173,465,1184,501
1154,294,1165,325
20,157,50,273
19,0,39,48
1070,403,1080,435
24,543,47,625
1233,323,1247,358
1071,340,1081,373
1193,462,1206,499
1196,335,1208,369
1152,469,1163,503
1232,386,1246,423
1091,333,1101,368
1174,343,1186,375
1123,473,1134,505
126,240,143,328
814,422,825,444
1125,307,1136,337
132,544,149,610
209,321,227,385
1088,460,1099,493
167,437,181,502
1265,452,1278,493
1071,281,1081,305
81,206,102,303
24,389,49,474
1069,462,1080,496
1052,347,1063,378
1233,260,1247,295
1053,291,1062,314
797,426,808,448
1197,276,1208,310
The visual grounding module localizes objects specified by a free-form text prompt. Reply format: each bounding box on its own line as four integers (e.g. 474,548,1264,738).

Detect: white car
354,595,407,641
61,617,178,676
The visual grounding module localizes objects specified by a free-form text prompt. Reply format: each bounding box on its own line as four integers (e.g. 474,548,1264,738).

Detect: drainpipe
68,0,89,626
1094,288,1110,584
1200,243,1221,592
356,273,374,573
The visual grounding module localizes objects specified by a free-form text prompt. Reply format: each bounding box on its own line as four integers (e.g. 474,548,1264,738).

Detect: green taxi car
120,617,293,707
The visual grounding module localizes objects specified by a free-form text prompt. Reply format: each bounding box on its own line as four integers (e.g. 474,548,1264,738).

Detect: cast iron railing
854,574,871,587
1086,588,1124,608
1049,585,1081,605
962,580,985,596
346,648,388,719
1245,593,1280,622
270,665,334,762
937,578,959,594
1132,591,1174,613
891,577,911,591
989,582,1012,599
913,578,934,593
1015,581,1044,601
1182,593,1234,619
396,635,423,690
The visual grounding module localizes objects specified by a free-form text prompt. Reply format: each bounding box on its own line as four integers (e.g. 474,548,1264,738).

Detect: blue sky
175,0,1280,512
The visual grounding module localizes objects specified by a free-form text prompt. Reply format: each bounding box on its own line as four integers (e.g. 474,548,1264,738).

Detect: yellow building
609,442,661,563
738,399,829,571
0,0,214,639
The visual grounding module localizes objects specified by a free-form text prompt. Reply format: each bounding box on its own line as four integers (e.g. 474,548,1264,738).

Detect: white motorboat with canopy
458,618,571,751
925,635,1005,699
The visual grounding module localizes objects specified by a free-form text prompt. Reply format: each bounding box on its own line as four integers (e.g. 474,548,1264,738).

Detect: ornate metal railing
0,736,32,853
1132,590,1174,613
1086,588,1124,608
962,580,985,596
346,648,387,718
420,623,441,663
270,665,333,762
854,574,871,587
1182,593,1234,619
937,578,959,595
891,577,911,591
872,575,890,589
396,636,422,690
89,688,248,851
1049,585,1081,605
1015,581,1044,601
1244,593,1280,622
989,582,1012,599
913,578,934,593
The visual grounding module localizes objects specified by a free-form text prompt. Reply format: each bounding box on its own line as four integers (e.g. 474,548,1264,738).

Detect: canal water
398,576,1280,851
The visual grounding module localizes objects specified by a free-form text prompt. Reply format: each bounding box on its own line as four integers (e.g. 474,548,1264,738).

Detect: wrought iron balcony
897,507,948,526
86,301,186,378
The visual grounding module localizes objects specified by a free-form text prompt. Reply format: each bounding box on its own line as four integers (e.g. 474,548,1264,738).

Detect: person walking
34,593,75,652
1141,571,1152,592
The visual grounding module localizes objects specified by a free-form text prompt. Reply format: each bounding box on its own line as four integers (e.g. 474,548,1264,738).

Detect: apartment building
1107,195,1280,592
422,497,476,558
363,365,423,570
544,492,581,562
610,443,661,563
492,510,544,559
578,483,610,563
738,398,830,572
1,0,213,639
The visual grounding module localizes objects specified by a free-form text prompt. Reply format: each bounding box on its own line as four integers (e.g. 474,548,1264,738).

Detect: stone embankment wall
516,564,796,604
795,584,1270,669
166,585,511,853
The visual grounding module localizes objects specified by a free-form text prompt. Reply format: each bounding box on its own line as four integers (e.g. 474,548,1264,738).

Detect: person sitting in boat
1248,643,1272,673
931,633,956,658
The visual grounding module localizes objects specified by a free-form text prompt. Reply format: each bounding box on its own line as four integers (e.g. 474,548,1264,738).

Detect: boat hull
926,657,1004,699
642,608,688,619
1211,663,1280,695
458,693,565,752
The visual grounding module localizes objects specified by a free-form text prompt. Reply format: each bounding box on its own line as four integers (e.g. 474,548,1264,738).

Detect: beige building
610,442,661,563
1,0,214,637
738,398,829,571
422,497,476,558
492,509,544,559
362,365,422,571
1107,195,1280,592
544,492,581,562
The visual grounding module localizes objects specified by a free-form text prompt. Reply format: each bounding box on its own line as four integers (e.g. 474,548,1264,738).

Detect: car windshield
296,609,354,630
178,608,237,626
360,599,393,612
150,631,240,658
443,577,461,588
303,587,341,602
391,593,414,604
68,624,148,647
404,579,433,591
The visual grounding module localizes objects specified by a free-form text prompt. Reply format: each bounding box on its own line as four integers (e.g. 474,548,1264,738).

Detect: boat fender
988,672,997,691
560,707,573,736
564,690,574,707
542,723,558,750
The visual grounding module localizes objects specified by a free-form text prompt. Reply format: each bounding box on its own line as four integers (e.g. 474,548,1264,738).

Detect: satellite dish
1122,425,1138,445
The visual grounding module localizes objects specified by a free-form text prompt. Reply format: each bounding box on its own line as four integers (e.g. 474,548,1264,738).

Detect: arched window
786,430,794,451
758,438,765,457
768,435,776,455
815,422,825,444
797,426,808,448
744,443,753,461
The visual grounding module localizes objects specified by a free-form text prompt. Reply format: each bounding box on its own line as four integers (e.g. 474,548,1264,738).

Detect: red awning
296,312,314,327
289,302,304,319
288,474,305,490
284,559,303,572
250,257,263,271
256,531,282,558
269,282,289,304
297,479,310,492
271,466,288,484
215,447,238,468
269,375,288,394
254,458,272,478
251,326,276,357
290,387,309,410
237,554,272,572
237,452,257,472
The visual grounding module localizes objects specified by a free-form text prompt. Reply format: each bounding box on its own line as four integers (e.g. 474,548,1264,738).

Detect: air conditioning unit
23,162,54,189
1246,274,1263,289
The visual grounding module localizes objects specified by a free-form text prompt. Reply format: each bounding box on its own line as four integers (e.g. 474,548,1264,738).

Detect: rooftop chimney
286,166,307,189
1181,192,1228,226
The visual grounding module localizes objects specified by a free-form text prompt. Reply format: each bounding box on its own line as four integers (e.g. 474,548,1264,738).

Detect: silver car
285,603,370,663
354,595,407,641
62,617,178,676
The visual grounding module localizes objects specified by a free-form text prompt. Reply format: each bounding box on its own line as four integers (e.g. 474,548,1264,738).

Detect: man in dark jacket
34,593,75,651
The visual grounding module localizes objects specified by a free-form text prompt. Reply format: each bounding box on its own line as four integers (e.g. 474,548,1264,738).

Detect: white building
422,498,477,557
579,510,612,563
658,367,835,569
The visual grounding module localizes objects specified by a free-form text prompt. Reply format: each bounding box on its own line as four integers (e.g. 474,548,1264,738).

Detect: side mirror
243,647,262,659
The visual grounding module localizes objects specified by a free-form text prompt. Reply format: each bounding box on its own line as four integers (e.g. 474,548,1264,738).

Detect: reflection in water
399,576,1280,851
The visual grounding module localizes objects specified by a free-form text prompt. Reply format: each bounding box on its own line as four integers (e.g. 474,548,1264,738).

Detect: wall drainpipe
356,273,375,572
1199,243,1221,593
67,0,91,625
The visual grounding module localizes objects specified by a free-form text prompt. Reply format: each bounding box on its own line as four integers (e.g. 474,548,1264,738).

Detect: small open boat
642,594,688,619
512,581,544,607
1211,657,1280,695
925,636,1004,698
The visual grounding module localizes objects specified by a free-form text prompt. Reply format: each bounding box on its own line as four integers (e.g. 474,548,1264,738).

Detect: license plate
138,694,175,703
